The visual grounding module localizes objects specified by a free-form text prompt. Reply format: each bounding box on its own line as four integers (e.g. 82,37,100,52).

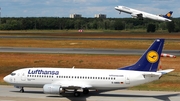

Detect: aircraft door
125,75,130,84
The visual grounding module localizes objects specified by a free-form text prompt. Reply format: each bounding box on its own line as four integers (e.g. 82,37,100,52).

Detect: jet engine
131,13,144,20
131,14,138,18
43,84,65,94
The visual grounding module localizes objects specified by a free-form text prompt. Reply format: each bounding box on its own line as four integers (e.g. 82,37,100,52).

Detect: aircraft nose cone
3,76,9,83
115,6,118,9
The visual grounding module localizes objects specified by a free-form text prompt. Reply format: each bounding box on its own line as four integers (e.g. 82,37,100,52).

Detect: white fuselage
4,68,162,91
115,6,171,22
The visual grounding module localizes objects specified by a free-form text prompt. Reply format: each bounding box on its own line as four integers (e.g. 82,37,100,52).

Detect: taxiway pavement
0,47,179,56
0,85,180,101
1,35,180,41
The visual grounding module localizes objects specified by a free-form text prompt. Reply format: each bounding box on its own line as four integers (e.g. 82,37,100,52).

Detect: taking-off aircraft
3,39,174,97
115,6,173,22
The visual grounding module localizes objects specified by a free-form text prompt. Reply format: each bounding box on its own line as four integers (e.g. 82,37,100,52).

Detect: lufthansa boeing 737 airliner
3,39,174,97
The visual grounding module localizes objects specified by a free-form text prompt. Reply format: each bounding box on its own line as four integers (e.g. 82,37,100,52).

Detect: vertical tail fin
119,39,164,72
163,11,173,19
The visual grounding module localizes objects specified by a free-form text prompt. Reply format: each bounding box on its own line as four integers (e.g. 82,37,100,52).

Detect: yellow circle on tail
147,51,159,63
167,13,171,17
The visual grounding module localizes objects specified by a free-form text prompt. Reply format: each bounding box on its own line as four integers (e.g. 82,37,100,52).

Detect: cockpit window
11,73,16,76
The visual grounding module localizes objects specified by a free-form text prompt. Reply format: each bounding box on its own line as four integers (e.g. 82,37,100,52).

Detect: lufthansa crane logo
167,13,171,17
147,51,159,63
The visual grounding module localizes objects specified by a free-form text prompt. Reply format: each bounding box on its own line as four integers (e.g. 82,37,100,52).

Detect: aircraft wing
53,81,92,89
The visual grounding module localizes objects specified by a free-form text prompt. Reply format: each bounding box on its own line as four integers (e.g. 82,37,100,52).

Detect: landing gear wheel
74,92,80,97
20,87,24,93
83,89,89,94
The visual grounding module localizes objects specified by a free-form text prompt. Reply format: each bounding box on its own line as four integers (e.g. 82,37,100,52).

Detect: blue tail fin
163,11,173,19
119,39,164,72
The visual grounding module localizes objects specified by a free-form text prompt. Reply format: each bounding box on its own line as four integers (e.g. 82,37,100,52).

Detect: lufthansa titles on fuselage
28,69,59,75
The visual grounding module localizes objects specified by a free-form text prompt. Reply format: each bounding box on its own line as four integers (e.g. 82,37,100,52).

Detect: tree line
0,17,180,33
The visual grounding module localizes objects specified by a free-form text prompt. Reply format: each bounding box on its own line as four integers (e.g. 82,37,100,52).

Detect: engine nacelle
43,84,64,94
131,14,138,18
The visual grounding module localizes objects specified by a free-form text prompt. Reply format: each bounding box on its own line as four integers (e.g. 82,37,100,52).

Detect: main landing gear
83,88,89,95
74,89,80,97
74,92,81,97
73,89,89,97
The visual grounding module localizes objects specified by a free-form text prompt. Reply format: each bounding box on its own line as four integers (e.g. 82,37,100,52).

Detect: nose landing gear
20,87,24,93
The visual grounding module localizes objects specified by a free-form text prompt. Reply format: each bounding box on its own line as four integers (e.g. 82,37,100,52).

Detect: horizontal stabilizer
157,69,174,75
142,72,161,77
